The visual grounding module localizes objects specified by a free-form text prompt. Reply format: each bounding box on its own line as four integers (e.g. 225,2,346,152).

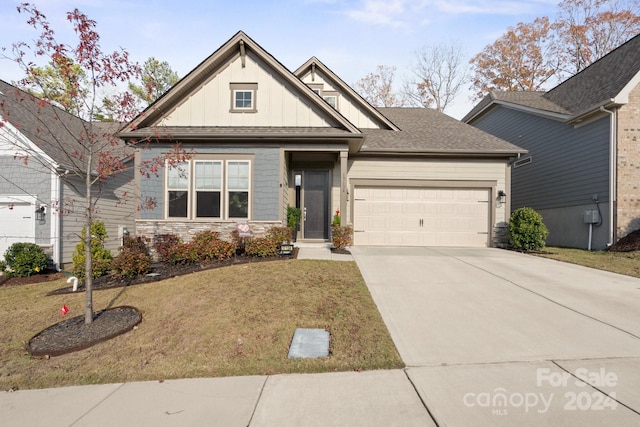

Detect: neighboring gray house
0,80,135,268
463,34,640,250
121,31,525,248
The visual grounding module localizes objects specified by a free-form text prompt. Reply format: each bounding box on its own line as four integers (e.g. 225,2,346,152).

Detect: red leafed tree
470,17,563,99
470,0,640,98
0,4,188,324
557,0,640,74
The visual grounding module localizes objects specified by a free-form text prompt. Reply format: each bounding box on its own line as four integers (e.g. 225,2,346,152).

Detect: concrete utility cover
288,328,330,359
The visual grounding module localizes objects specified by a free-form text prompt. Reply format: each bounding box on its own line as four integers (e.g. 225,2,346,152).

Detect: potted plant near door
287,206,302,242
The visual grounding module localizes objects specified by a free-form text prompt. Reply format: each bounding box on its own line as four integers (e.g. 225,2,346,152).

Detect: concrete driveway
350,246,640,426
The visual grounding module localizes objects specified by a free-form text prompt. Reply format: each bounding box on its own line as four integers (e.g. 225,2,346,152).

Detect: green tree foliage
1,242,49,277
72,221,112,281
508,207,549,251
18,55,88,116
129,57,179,107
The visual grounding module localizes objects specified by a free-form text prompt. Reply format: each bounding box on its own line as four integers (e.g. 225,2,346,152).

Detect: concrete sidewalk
1,370,433,427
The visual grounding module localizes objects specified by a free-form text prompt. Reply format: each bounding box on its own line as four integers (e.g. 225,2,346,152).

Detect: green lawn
534,247,640,278
0,259,403,391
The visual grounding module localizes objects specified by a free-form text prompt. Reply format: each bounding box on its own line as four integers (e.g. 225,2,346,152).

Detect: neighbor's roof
543,33,640,115
362,108,526,156
0,80,131,171
463,33,640,123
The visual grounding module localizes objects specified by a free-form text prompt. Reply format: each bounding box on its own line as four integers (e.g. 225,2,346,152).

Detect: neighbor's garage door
353,187,490,247
0,202,35,259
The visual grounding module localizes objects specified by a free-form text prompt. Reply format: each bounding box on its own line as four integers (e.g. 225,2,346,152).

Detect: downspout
600,106,617,246
51,170,62,271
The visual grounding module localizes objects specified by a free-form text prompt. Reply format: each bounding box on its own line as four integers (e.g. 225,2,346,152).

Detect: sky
0,0,560,119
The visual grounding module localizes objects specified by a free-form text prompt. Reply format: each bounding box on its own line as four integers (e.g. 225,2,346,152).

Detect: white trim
225,160,251,219
614,70,640,104
165,160,191,219
0,119,57,166
193,160,223,219
50,172,61,270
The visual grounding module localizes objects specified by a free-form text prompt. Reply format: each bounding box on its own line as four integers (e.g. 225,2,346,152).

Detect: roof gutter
568,99,617,125
599,105,617,247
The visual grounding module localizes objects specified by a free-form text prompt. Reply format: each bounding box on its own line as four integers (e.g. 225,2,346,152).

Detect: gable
127,31,360,136
298,68,382,129
295,58,399,131
157,50,342,128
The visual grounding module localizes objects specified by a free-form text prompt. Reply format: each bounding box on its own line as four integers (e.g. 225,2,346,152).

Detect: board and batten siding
299,71,384,129
347,157,508,225
157,52,334,128
473,107,610,210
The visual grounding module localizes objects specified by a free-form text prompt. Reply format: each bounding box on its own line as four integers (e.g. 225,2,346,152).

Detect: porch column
340,151,348,224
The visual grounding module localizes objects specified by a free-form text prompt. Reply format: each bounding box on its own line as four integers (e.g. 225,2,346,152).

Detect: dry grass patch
534,247,640,278
0,260,402,390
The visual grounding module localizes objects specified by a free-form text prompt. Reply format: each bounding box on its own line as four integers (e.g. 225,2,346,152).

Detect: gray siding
473,108,610,210
138,144,281,221
59,169,136,265
0,156,51,244
472,107,611,249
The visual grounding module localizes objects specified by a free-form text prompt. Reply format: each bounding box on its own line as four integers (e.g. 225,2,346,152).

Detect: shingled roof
0,79,131,172
362,108,526,156
544,33,640,114
464,33,640,123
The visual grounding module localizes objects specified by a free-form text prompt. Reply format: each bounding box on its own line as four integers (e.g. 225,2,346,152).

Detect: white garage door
353,187,490,247
0,202,35,260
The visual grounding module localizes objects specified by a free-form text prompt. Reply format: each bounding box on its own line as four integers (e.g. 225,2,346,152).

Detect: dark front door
303,170,329,239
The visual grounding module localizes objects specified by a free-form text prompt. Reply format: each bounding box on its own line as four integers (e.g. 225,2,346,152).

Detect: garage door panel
0,201,36,259
354,187,490,247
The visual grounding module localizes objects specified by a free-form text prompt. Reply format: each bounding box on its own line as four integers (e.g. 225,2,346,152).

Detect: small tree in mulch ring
26,306,142,358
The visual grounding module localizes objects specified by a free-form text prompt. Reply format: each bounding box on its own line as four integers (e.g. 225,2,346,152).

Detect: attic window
513,156,532,168
323,93,338,109
230,83,257,113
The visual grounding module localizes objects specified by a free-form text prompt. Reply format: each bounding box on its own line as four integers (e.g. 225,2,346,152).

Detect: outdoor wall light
35,205,46,222
497,190,507,204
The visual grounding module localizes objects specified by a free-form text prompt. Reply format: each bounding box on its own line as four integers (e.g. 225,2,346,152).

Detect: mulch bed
0,270,66,288
608,229,640,252
47,248,298,296
26,306,142,358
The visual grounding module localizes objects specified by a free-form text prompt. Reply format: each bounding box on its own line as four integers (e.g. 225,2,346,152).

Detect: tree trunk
84,148,93,325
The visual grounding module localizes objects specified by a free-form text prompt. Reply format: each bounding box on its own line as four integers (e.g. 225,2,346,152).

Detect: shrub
191,230,234,261
2,242,49,277
167,241,199,265
332,225,353,250
268,226,292,244
72,221,112,281
508,207,549,251
153,234,182,262
245,236,279,257
162,230,236,265
111,237,152,278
